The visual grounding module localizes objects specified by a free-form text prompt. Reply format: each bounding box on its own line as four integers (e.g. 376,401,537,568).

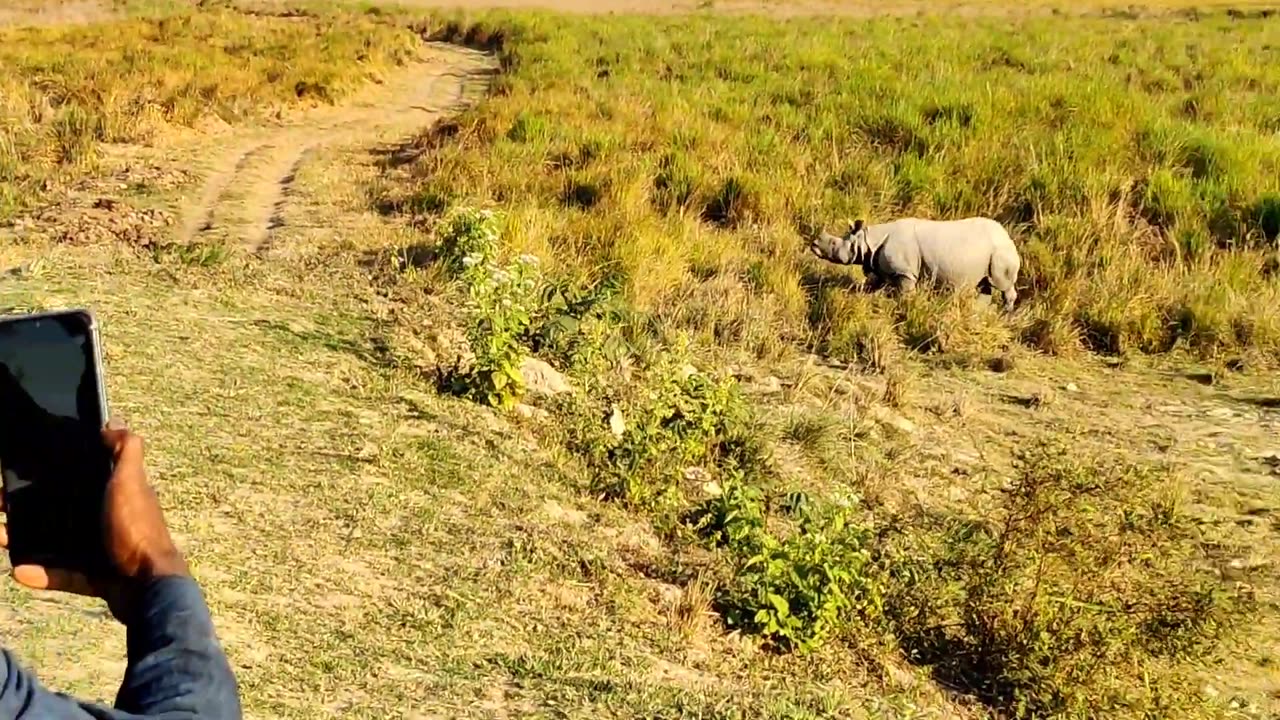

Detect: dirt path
0,0,112,27
176,43,496,254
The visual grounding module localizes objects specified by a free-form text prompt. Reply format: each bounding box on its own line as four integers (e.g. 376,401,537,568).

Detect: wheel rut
178,44,496,254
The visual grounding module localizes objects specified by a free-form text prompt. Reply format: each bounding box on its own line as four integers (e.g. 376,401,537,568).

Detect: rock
987,353,1016,373
608,406,626,437
749,376,784,394
871,406,916,435
513,403,548,420
520,357,572,396
1206,407,1235,420
683,467,710,484
1064,382,1079,392
678,363,698,380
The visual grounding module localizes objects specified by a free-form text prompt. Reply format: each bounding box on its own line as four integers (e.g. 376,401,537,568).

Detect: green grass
0,6,418,222
391,9,1280,362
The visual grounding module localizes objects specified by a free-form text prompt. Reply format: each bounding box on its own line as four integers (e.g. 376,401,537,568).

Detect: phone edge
0,308,111,426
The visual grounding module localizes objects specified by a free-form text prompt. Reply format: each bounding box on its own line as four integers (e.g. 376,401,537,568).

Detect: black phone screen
0,312,112,574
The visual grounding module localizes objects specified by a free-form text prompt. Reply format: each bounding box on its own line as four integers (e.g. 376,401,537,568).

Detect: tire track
179,44,496,254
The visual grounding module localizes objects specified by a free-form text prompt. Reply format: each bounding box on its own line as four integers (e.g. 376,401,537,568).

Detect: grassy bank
388,9,1280,364
0,7,418,221
392,204,1259,719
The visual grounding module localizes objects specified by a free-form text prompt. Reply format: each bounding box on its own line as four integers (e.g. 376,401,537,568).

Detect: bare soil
0,0,113,27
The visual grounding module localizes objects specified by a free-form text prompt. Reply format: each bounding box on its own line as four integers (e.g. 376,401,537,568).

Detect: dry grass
0,6,418,222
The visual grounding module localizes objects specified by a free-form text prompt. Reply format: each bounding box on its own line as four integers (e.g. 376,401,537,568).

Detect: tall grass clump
0,7,417,221
391,10,1280,360
883,441,1250,719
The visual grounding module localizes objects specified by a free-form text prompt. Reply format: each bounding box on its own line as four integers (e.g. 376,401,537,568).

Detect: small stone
678,363,698,381
872,406,916,435
608,406,626,437
1064,382,1079,392
683,467,710,484
751,376,783,394
520,357,572,396
1206,407,1235,420
513,403,548,420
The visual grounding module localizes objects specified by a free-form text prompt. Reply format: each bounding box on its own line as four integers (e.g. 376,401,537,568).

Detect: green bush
524,276,632,375
721,509,882,652
589,363,760,507
686,474,766,553
554,339,767,513
437,207,543,410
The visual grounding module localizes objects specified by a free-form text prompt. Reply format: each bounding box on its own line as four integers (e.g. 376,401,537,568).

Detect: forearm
115,575,241,719
0,647,101,719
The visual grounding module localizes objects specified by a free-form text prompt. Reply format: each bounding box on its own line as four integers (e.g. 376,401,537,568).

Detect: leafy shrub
883,441,1249,719
437,206,502,274
686,474,767,553
437,207,544,410
721,509,882,652
525,276,632,374
560,343,766,510
599,369,758,506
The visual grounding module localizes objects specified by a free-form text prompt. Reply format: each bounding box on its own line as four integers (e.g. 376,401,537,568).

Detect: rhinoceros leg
972,278,996,308
1002,286,1018,312
890,274,917,295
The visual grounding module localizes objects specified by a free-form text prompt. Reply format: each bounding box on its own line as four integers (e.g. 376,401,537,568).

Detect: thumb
13,565,96,597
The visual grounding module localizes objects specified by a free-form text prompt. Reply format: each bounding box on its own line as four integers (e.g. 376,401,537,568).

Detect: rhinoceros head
809,219,865,265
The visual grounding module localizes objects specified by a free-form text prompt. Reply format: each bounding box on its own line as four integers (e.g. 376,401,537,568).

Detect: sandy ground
0,0,113,27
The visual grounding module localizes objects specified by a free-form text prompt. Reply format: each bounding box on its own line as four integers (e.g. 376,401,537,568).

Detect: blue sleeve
112,575,241,718
0,576,241,719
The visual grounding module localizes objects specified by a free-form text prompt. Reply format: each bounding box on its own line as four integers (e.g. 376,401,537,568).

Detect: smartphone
0,309,113,575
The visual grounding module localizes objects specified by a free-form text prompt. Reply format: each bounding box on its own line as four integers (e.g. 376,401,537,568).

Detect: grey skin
809,217,1022,311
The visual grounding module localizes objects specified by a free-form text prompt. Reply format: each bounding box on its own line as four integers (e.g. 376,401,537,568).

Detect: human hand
1,425,188,621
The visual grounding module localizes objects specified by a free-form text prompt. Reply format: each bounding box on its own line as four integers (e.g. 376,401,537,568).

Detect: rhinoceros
809,217,1022,311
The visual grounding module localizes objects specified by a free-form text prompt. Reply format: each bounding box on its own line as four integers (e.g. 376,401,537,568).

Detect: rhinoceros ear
848,219,864,236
